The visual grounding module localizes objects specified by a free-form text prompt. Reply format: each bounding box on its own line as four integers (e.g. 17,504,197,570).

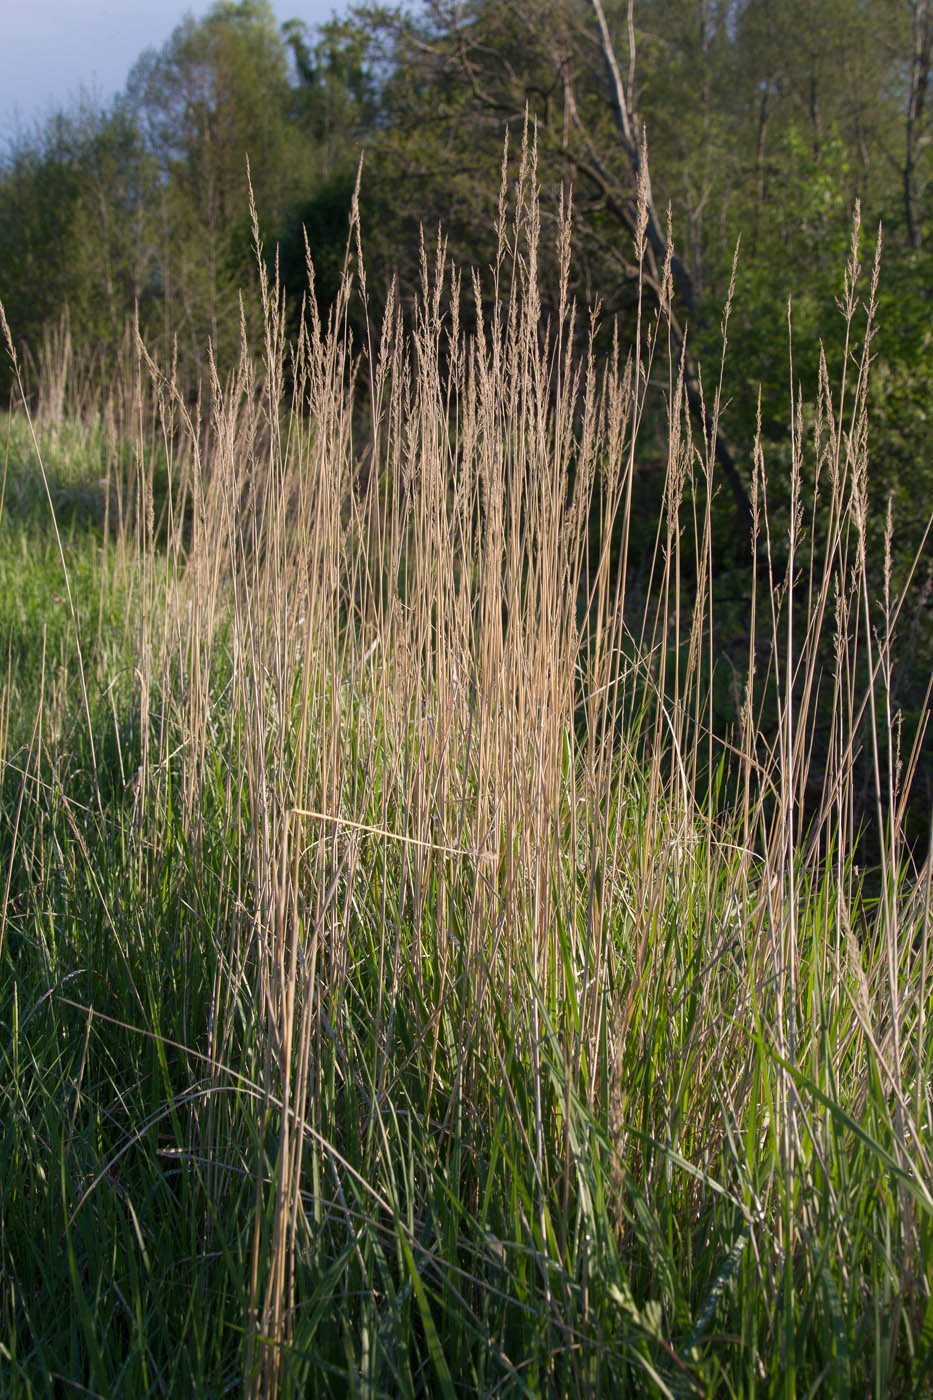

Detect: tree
0,100,158,399
0,1,384,395
349,1,932,548
904,0,932,248
125,0,316,374
274,17,383,334
283,16,379,181
350,1,757,541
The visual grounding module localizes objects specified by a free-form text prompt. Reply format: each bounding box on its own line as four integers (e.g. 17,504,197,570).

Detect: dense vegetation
1,0,931,812
1,2,931,1395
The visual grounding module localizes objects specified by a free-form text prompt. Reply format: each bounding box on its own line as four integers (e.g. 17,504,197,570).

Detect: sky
1,0,352,139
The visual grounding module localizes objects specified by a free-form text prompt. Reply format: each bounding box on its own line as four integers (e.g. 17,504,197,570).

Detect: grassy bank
1,182,931,1398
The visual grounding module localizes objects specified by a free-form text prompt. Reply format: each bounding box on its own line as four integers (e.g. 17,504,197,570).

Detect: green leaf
398,1233,455,1400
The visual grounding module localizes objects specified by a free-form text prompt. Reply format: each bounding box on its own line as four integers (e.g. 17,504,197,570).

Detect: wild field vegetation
1,160,932,1399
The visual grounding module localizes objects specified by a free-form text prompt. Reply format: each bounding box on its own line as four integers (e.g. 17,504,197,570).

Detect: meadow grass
1,168,931,1398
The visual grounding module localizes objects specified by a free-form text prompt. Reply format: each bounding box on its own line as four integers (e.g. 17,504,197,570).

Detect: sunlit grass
1,163,931,1398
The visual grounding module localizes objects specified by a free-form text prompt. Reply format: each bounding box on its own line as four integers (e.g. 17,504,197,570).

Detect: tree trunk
905,0,931,250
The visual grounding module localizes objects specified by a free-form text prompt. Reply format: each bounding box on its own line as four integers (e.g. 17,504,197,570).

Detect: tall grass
1,146,931,1397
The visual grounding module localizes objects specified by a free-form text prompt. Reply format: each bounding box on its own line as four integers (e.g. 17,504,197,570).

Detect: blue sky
1,0,352,138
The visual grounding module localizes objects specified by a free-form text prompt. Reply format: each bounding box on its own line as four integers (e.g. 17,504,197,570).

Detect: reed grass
1,148,931,1397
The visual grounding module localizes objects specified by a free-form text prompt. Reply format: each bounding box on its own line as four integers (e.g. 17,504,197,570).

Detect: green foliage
123,0,318,374
0,105,158,398
283,16,379,178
